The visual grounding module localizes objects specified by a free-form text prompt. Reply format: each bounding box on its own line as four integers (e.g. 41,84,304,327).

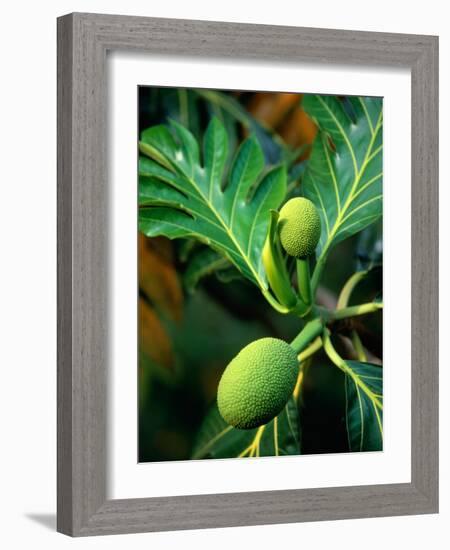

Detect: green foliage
355,221,383,271
138,92,384,461
302,95,382,288
262,210,299,309
194,89,288,164
345,361,383,451
217,338,299,429
182,247,229,293
192,398,300,459
139,118,286,291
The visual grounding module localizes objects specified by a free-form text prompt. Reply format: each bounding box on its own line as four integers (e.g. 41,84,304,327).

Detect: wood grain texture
57,12,439,536
57,13,74,535
410,37,439,506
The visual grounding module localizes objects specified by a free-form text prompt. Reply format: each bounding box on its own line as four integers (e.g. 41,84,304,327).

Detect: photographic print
138,88,383,463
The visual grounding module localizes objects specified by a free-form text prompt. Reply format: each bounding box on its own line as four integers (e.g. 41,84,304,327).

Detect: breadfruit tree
139,92,383,459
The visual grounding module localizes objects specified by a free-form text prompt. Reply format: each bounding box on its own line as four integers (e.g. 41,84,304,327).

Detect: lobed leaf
302,95,382,282
139,117,287,290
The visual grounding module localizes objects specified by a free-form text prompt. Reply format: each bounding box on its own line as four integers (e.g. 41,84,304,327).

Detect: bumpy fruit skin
217,337,299,430
278,197,321,257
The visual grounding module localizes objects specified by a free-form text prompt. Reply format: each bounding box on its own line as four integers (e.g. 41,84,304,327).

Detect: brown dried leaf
139,298,175,370
277,105,317,158
246,92,301,128
139,233,183,323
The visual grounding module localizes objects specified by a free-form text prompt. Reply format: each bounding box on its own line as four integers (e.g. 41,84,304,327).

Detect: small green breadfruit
278,197,321,257
217,337,299,430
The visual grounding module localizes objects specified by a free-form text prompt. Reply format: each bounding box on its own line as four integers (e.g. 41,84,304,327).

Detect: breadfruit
278,197,321,257
217,337,299,430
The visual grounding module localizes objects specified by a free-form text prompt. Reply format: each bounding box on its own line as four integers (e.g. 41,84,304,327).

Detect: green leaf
214,266,243,284
205,99,240,174
155,88,202,140
192,399,301,459
287,160,307,198
194,89,289,164
355,221,383,271
183,248,229,293
344,361,383,452
302,95,382,284
139,117,287,291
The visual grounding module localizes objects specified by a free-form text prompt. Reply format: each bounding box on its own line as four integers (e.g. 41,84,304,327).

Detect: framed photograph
57,13,438,536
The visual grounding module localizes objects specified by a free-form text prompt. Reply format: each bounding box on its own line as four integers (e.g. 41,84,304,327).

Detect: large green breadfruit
278,197,321,257
217,337,299,430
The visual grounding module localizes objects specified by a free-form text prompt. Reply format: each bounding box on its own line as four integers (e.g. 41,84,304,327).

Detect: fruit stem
310,251,328,297
290,317,324,354
296,257,312,306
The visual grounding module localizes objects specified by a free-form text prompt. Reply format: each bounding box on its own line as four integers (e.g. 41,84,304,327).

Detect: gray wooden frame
57,12,439,537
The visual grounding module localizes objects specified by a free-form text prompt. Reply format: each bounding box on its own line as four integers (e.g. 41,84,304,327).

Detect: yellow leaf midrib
148,145,267,289
315,105,383,265
184,169,266,289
